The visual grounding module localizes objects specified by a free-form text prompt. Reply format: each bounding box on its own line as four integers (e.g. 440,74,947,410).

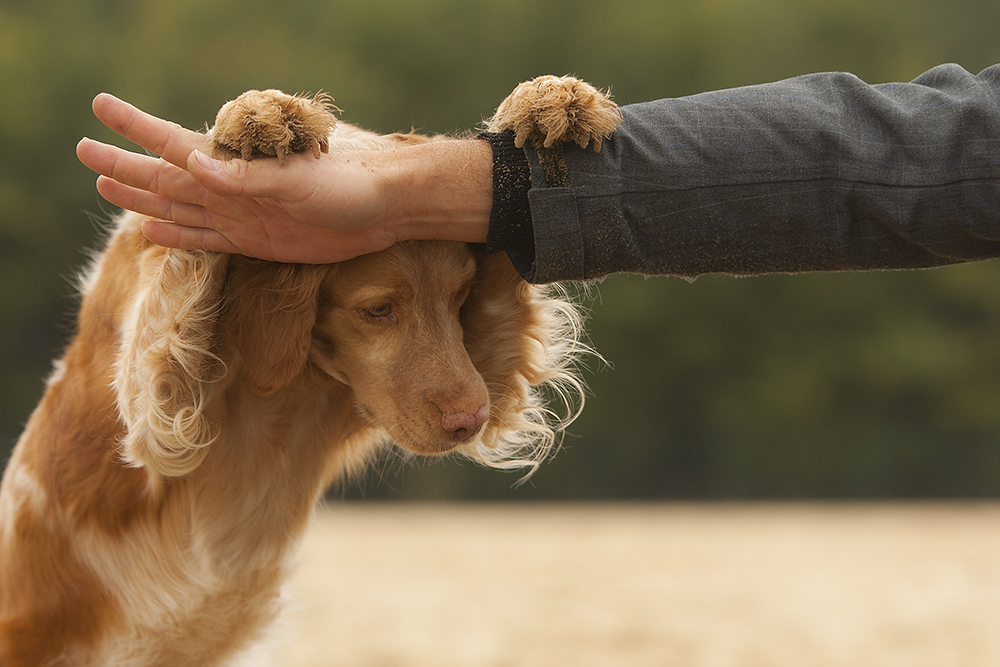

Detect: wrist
382,139,492,245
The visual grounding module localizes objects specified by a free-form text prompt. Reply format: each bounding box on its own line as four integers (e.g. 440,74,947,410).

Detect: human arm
509,63,1000,282
76,93,491,263
80,65,1000,279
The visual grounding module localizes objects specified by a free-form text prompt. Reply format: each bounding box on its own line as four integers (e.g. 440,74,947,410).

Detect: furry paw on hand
211,89,339,164
487,75,622,152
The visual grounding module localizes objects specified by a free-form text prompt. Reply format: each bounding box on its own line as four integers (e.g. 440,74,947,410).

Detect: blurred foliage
3,0,1000,498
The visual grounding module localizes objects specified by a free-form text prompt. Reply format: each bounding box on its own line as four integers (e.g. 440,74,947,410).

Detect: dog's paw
487,75,622,152
210,90,338,164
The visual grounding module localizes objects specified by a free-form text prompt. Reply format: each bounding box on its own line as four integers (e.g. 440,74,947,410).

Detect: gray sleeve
520,64,1000,283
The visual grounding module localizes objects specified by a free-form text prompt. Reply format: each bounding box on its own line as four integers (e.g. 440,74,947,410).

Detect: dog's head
114,230,585,479
308,241,488,456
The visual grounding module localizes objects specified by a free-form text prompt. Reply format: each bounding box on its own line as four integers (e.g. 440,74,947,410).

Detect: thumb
188,149,283,198
187,150,242,196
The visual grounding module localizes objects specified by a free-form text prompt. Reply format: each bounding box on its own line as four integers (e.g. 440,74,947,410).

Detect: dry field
274,503,1000,667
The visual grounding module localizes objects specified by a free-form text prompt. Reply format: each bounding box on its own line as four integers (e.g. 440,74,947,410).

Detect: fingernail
192,150,221,172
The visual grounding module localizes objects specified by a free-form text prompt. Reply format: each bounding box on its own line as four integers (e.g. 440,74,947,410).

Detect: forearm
384,139,492,246
504,64,1000,282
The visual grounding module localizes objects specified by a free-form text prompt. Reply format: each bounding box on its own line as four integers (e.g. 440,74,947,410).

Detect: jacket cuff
476,131,535,275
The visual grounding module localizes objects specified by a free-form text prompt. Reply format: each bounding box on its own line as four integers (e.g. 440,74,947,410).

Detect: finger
187,149,307,199
96,176,212,229
185,150,245,197
78,137,177,186
95,175,174,220
77,136,160,179
140,219,241,254
79,138,211,207
92,93,211,169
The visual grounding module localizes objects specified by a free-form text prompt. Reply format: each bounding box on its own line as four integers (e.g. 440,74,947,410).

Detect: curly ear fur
115,248,228,477
114,248,326,477
461,252,590,477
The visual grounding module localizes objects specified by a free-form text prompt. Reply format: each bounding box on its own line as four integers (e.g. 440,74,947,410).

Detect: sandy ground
273,503,1000,667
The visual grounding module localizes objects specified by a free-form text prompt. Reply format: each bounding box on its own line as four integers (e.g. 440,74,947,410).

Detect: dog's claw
513,125,531,149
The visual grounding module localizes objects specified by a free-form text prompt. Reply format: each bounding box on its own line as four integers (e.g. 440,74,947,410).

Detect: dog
0,76,620,665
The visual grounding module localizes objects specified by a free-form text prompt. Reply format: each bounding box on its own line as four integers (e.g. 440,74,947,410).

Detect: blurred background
3,0,1000,502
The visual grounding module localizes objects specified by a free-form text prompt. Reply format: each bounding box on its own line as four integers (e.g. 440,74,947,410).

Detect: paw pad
211,90,338,164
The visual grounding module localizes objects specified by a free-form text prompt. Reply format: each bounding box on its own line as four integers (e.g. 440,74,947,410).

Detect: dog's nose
441,403,488,442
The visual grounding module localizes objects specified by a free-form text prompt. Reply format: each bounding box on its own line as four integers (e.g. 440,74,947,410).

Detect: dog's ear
460,252,587,474
115,250,326,478
115,248,230,477
218,258,326,394
461,253,534,390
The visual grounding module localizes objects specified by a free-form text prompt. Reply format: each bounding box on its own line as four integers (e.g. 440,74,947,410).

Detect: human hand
76,93,404,263
77,94,492,263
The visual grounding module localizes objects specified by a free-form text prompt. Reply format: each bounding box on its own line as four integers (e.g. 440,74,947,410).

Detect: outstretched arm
77,93,491,263
518,64,1000,281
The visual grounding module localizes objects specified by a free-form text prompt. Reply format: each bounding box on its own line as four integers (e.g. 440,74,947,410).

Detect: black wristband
477,131,534,259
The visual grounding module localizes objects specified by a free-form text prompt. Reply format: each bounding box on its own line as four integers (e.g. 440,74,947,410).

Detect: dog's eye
362,303,395,321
